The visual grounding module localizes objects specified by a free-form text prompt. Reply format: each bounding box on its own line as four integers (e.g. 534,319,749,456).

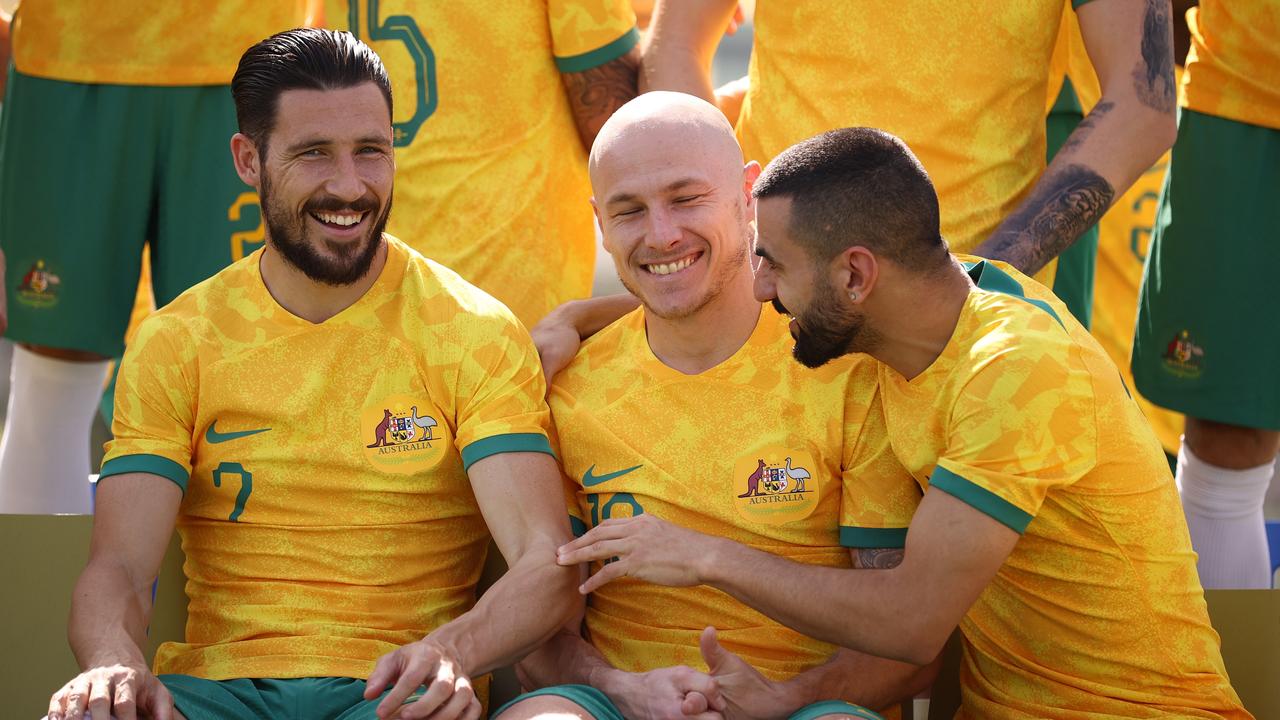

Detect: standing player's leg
0,72,156,513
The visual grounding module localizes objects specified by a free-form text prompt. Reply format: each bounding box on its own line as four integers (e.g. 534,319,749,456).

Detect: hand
47,663,176,720
725,4,746,35
700,627,800,720
365,639,481,720
530,310,582,386
605,665,726,720
557,514,720,594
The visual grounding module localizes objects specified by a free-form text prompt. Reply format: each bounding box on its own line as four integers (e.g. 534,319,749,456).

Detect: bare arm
974,0,1178,275
640,0,741,101
49,473,183,720
562,47,641,153
561,489,1019,665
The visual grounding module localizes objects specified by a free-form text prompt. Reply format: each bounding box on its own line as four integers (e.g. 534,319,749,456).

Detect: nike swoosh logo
205,421,271,444
582,464,642,487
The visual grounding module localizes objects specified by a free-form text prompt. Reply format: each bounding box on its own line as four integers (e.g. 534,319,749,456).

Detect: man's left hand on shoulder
365,639,481,720
557,514,722,594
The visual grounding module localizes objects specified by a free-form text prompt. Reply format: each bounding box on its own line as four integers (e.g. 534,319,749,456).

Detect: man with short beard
495,93,933,720
45,29,578,720
560,127,1249,719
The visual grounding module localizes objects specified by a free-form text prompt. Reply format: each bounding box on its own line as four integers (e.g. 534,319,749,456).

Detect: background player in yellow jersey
45,30,577,720
318,0,640,328
0,1,317,513
1132,1,1280,589
640,0,1177,292
497,93,930,720
562,128,1249,718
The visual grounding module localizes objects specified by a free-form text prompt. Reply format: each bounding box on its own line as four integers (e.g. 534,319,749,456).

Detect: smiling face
253,82,395,286
590,99,756,321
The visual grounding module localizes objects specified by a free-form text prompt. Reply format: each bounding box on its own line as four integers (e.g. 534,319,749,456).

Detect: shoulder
553,307,645,400
399,241,527,337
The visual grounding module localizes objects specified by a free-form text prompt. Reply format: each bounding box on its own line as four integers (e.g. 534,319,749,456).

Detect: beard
777,280,879,369
259,170,391,287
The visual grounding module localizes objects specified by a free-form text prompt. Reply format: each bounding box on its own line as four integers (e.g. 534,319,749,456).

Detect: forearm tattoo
981,164,1115,276
854,548,905,570
1133,0,1177,113
562,47,641,150
1062,100,1114,153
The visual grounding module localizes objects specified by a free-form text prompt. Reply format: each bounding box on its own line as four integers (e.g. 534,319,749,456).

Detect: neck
258,236,388,324
645,269,761,375
867,257,973,380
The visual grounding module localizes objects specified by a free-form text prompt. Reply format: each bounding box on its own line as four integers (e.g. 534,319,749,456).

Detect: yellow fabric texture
549,308,919,684
102,237,552,680
1046,19,1183,454
739,0,1073,288
321,0,637,327
877,257,1247,719
1182,1,1280,130
11,0,319,85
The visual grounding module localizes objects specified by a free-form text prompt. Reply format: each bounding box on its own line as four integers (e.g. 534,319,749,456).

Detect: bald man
493,93,932,720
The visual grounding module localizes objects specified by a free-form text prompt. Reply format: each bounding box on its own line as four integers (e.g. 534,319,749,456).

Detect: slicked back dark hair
232,28,392,152
753,127,948,271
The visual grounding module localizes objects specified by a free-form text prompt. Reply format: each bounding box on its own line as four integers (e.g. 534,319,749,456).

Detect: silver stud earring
849,291,859,302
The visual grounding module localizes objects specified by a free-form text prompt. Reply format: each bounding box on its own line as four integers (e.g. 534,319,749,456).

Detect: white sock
1264,454,1280,520
0,346,108,514
1178,440,1274,589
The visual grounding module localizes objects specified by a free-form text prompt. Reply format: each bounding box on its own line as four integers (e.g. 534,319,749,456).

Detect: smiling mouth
644,252,701,276
310,211,367,228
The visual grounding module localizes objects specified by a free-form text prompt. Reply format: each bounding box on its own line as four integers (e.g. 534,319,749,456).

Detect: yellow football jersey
1182,0,1280,130
320,0,638,327
101,236,554,681
877,257,1247,719
11,1,319,85
550,307,919,684
738,0,1076,288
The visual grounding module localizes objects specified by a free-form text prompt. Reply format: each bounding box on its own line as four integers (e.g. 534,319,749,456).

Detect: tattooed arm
974,0,1178,275
561,47,641,154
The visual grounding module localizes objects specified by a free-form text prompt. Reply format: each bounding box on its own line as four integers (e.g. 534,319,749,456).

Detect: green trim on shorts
460,432,555,471
159,675,396,720
931,466,1033,534
495,684,624,720
839,526,908,549
789,699,886,720
554,28,640,73
99,454,189,492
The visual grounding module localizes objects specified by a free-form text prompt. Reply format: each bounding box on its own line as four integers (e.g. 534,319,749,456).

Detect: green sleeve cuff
839,526,909,549
1072,0,1097,8
554,27,640,73
930,466,1033,534
99,454,189,493
461,432,555,471
569,515,588,538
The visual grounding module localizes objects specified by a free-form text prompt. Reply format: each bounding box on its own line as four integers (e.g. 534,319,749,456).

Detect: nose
753,263,777,303
324,152,367,202
644,205,682,250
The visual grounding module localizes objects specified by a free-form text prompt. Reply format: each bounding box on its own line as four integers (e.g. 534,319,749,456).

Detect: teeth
647,255,695,276
316,212,363,227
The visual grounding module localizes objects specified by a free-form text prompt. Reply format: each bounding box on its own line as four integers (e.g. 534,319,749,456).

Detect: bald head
589,92,745,198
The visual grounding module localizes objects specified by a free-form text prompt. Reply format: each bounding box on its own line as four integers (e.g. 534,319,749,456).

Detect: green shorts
494,684,885,720
1133,109,1280,430
1046,78,1098,329
160,675,423,720
0,69,262,358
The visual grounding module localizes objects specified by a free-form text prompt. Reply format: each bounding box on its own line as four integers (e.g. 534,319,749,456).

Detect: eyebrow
605,177,708,206
285,135,393,153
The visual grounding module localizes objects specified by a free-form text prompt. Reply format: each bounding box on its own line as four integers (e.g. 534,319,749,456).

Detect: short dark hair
232,28,392,150
753,127,947,270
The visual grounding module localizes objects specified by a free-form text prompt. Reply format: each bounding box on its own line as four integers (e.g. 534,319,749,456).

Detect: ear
833,246,879,304
590,196,613,253
230,132,262,189
741,161,762,215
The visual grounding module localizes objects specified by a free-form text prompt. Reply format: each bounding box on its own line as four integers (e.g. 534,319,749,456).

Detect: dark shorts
1,69,261,357
1133,109,1280,429
494,684,885,720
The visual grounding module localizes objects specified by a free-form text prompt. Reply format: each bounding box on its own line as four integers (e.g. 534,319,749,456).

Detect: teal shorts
1133,109,1280,429
494,684,885,720
160,675,425,720
0,69,262,358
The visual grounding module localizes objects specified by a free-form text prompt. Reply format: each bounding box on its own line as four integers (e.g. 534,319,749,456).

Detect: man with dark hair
561,128,1250,718
46,29,578,720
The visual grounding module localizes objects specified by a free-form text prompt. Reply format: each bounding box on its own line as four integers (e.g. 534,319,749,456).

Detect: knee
1185,417,1280,469
492,695,595,720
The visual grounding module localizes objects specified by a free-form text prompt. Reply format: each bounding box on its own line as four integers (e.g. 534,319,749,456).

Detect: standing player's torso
323,0,633,325
11,0,317,85
739,0,1063,255
551,308,873,680
1182,0,1280,129
145,239,505,680
879,260,1244,718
